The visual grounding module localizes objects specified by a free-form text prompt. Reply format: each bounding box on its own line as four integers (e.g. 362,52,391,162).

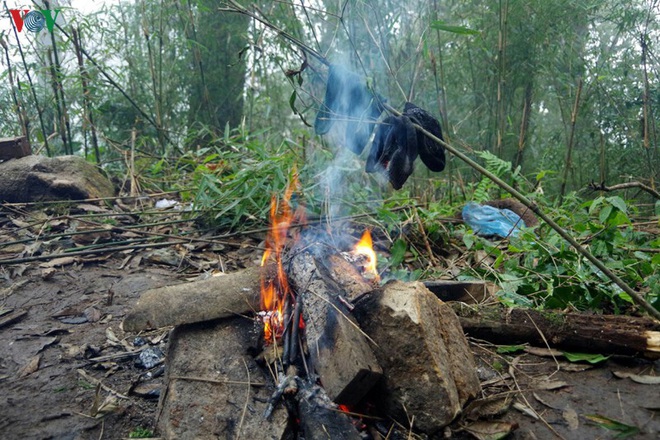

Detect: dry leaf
463,420,518,440
40,256,78,268
18,354,41,378
534,379,569,390
563,406,579,430
524,346,563,357
513,401,539,419
612,371,660,385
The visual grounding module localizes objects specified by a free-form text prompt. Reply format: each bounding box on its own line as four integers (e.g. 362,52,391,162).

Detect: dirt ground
1,208,659,439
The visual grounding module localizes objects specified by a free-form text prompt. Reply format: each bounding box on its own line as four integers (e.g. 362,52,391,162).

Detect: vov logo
8,8,61,33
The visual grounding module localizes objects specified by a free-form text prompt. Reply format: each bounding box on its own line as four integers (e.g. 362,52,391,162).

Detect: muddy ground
1,207,659,439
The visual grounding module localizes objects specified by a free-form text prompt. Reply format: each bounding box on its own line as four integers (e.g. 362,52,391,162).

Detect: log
0,136,31,161
288,249,382,407
453,304,660,358
353,281,481,434
424,279,498,304
122,266,262,332
157,317,289,439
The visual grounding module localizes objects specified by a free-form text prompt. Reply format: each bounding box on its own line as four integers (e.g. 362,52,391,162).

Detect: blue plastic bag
462,202,526,238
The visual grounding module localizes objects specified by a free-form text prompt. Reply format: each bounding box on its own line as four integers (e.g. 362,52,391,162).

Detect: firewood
122,266,262,331
452,304,660,358
288,250,383,407
353,280,482,434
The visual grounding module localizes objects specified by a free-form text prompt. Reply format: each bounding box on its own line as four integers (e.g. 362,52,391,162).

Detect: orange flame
352,230,379,281
260,174,305,342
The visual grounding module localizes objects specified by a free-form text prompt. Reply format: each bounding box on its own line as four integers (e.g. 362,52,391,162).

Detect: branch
588,181,660,200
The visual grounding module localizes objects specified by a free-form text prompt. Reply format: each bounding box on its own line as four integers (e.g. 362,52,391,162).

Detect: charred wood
287,249,382,407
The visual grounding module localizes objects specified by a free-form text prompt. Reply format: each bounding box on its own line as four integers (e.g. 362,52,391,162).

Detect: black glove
403,102,446,172
366,115,418,190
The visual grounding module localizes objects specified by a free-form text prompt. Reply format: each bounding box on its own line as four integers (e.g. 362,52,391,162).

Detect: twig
236,358,251,440
0,239,186,265
588,181,660,200
76,369,130,400
222,0,329,66
169,375,265,387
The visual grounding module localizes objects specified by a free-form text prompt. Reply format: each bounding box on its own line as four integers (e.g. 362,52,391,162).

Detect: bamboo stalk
72,27,101,164
496,0,509,158
46,9,73,155
4,0,51,155
0,35,28,138
559,78,583,202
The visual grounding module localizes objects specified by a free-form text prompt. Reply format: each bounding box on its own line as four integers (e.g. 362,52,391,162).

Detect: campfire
122,171,483,438
235,174,480,437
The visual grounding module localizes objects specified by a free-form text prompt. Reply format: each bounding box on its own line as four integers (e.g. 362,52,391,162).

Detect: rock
353,281,481,434
158,318,289,439
0,155,115,203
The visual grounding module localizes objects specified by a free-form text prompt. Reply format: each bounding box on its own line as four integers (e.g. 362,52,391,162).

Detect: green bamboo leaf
585,414,640,438
430,21,480,36
563,352,610,364
496,345,525,354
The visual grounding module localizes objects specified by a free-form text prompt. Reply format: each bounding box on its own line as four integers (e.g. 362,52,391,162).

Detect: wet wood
288,250,382,407
0,136,30,161
122,266,262,331
453,304,660,358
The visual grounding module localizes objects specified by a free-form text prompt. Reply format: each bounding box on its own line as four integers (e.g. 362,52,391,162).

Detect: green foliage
128,427,154,438
458,194,659,313
191,127,302,229
562,352,610,364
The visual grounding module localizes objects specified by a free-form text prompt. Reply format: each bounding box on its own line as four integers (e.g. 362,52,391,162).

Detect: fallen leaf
563,406,579,430
585,414,640,438
463,420,518,440
563,352,610,364
612,371,660,385
525,346,563,357
18,354,42,378
532,392,561,410
534,379,569,391
39,256,78,268
464,395,513,419
513,401,539,419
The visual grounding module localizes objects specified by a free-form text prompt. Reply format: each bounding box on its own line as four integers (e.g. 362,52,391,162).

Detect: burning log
122,266,262,332
157,318,289,439
287,247,383,407
353,280,482,434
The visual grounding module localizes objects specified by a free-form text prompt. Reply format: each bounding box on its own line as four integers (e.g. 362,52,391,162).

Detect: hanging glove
314,64,384,155
366,115,418,189
403,102,446,172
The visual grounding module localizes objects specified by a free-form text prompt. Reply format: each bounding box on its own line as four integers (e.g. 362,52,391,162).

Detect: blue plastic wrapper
462,202,526,238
